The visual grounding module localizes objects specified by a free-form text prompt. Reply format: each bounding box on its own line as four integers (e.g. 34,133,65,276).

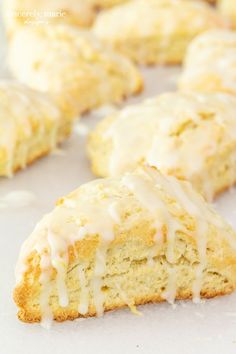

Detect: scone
0,80,72,177
3,0,96,36
14,166,236,324
88,92,236,201
92,0,226,65
218,0,236,28
179,29,236,94
8,24,143,117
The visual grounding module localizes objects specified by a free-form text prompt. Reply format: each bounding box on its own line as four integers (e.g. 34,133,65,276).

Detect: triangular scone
14,167,236,324
0,80,72,177
8,24,143,118
179,29,236,94
92,0,226,65
3,0,96,36
218,0,236,29
87,92,236,201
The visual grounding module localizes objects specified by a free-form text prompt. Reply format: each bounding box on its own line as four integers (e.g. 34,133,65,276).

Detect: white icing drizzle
48,229,69,307
77,264,89,315
162,266,177,305
38,252,53,328
108,201,121,224
91,242,109,317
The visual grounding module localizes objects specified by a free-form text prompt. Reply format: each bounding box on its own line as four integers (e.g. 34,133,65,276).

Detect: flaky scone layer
93,0,226,65
14,167,236,323
8,24,143,117
179,29,236,94
0,80,72,177
87,91,236,201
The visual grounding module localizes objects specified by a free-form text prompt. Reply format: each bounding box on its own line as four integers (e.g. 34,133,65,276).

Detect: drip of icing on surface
74,122,90,137
0,190,36,209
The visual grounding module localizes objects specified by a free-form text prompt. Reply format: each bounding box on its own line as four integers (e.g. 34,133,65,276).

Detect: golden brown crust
15,286,235,323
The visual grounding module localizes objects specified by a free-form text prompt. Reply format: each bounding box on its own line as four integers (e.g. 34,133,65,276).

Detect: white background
1,8,236,354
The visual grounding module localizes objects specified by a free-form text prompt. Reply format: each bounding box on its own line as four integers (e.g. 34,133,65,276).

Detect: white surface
1,17,236,354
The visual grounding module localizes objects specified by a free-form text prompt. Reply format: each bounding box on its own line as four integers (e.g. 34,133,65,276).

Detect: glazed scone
88,92,236,201
14,166,236,324
179,29,236,94
92,0,226,65
8,24,143,117
3,0,96,36
218,0,236,28
0,81,72,177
